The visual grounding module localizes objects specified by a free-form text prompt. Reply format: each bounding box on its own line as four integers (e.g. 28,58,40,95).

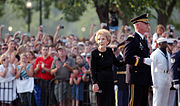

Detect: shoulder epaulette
128,35,134,38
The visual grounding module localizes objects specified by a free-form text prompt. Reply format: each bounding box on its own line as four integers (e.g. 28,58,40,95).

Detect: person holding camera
166,25,176,38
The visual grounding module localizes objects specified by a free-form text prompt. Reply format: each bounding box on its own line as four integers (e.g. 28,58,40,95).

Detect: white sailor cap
167,39,174,44
157,37,167,43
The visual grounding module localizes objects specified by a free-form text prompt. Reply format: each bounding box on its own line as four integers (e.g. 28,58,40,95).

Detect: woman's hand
92,84,99,92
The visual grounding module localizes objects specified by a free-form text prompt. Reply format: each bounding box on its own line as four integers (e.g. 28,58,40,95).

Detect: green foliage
54,0,87,22
0,0,6,17
44,0,52,19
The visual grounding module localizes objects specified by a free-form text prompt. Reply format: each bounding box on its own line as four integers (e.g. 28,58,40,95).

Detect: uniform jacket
171,49,180,84
123,32,152,85
150,48,172,87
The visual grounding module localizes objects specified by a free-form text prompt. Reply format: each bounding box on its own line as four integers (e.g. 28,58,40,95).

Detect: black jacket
123,32,152,86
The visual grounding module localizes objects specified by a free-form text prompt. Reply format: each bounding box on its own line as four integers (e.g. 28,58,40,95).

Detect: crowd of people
0,13,179,106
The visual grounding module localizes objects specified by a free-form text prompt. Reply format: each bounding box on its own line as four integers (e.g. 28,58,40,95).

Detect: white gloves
114,85,118,91
152,85,158,88
174,84,179,89
144,58,152,66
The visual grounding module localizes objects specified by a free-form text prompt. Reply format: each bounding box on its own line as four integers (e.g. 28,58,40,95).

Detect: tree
92,0,109,23
54,0,88,22
0,0,6,17
114,0,152,25
152,0,177,27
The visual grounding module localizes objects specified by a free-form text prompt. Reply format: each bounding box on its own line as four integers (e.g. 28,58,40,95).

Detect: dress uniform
123,14,152,106
114,41,128,106
150,38,172,106
171,48,180,106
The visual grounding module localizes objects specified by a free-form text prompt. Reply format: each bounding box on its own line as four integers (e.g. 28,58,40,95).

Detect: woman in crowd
91,29,124,106
16,53,34,106
0,54,17,106
152,24,165,51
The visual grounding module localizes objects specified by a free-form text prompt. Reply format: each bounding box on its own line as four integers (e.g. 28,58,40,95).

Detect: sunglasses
2,59,8,62
87,56,91,59
2,47,8,50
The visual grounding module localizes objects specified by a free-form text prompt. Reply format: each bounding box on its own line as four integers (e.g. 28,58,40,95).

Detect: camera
17,31,22,34
1,25,5,27
169,25,175,30
59,25,64,29
169,25,174,38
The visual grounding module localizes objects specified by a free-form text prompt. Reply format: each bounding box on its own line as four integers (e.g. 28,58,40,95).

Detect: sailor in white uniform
150,37,172,106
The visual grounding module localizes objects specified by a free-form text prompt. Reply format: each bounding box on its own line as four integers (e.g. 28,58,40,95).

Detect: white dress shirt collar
136,31,144,39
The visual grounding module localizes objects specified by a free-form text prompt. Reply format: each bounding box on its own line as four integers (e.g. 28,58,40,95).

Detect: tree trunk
93,0,109,24
156,0,176,27
157,11,169,27
122,17,128,25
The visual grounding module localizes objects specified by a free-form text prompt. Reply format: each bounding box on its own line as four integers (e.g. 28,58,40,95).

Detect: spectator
152,24,165,51
70,46,79,59
15,53,34,106
0,54,16,106
26,51,36,66
166,25,176,38
109,3,121,35
82,53,91,106
70,65,83,106
4,40,17,64
48,44,58,59
51,46,75,106
33,45,54,106
1,43,8,55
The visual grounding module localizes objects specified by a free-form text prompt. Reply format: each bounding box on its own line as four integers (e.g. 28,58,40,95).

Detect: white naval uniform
150,48,172,106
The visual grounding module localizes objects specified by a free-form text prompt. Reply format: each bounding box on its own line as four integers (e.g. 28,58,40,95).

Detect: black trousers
128,84,149,106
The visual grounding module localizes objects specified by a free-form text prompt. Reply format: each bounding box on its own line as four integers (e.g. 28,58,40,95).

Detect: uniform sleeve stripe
134,58,139,66
117,71,126,74
130,84,135,106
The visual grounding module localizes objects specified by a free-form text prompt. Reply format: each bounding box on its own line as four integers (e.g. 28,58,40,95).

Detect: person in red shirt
34,46,54,80
34,45,54,106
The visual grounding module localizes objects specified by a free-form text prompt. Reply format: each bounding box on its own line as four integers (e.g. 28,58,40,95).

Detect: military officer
114,41,128,106
150,37,172,106
123,13,152,106
171,38,180,106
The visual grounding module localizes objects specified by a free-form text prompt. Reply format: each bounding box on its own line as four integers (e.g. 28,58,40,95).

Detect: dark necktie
143,37,148,46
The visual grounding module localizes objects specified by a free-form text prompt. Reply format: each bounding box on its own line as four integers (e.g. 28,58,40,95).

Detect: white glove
152,85,158,88
174,84,179,89
144,58,152,66
114,85,118,91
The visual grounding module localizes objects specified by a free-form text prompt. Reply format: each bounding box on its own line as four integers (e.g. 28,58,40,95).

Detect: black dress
91,47,124,106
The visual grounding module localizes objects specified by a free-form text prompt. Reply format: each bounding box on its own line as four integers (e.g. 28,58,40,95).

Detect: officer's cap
157,37,167,43
130,13,149,24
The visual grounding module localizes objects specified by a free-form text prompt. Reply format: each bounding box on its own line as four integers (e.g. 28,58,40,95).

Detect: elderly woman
0,54,17,106
91,29,124,106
